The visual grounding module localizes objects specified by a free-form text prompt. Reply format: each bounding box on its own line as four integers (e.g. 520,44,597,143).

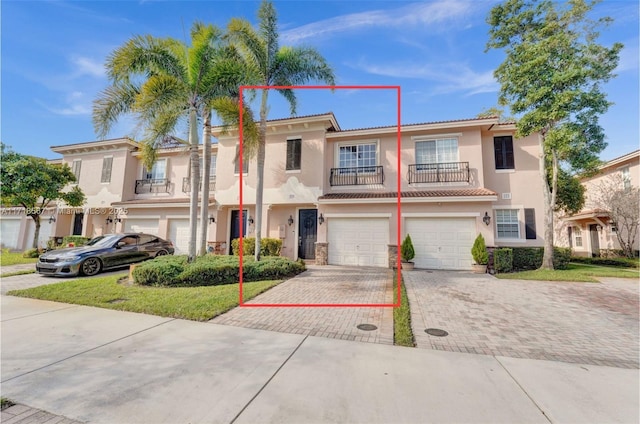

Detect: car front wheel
81,257,102,276
155,250,168,257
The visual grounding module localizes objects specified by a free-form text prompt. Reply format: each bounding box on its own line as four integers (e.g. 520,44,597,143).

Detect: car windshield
86,235,120,247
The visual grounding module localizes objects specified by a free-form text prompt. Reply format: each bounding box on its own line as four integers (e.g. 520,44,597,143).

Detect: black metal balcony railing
182,177,216,194
408,162,470,184
135,178,171,194
330,166,384,186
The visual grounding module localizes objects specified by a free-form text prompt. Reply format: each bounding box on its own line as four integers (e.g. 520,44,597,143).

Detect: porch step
302,259,316,265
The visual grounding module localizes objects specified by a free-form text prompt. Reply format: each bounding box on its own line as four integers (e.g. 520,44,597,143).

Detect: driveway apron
403,269,639,368
211,265,395,344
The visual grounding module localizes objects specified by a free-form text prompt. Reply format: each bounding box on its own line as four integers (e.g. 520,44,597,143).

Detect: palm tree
226,0,335,260
93,22,248,260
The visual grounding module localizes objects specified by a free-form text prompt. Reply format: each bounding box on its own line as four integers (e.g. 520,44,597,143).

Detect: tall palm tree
227,0,335,260
93,22,248,260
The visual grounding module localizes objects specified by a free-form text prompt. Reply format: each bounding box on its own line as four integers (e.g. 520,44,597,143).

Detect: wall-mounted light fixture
482,211,491,226
248,216,254,224
318,213,324,225
288,215,294,226
596,224,603,232
209,215,216,224
106,217,113,224
48,216,56,224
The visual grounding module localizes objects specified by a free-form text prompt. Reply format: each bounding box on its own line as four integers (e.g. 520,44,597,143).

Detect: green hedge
511,247,571,271
231,237,282,256
133,254,305,287
62,236,91,247
493,248,513,273
22,248,41,258
570,256,640,269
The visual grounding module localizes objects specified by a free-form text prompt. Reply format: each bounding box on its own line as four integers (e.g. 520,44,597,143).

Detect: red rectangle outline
238,85,401,308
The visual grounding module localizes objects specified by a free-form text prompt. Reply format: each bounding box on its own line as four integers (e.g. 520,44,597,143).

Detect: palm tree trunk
254,89,269,261
188,105,200,262
539,133,555,270
199,110,212,256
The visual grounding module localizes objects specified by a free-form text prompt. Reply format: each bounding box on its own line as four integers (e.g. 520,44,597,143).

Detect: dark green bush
511,247,570,271
231,237,282,256
401,235,415,262
62,236,91,247
493,248,513,273
133,254,305,287
22,248,41,258
570,256,640,268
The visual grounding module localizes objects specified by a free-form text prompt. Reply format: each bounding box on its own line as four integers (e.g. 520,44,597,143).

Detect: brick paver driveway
403,270,639,368
211,265,395,344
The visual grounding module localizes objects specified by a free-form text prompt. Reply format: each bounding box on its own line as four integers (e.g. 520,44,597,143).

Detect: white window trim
494,207,521,240
573,226,584,248
334,139,380,169
72,159,82,184
286,137,303,172
143,158,168,180
101,155,114,184
413,137,460,167
234,145,249,176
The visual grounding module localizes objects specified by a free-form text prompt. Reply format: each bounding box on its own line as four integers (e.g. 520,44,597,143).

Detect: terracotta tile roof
318,188,497,200
112,198,215,206
337,116,498,133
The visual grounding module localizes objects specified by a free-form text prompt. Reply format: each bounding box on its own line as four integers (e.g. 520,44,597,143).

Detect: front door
229,210,247,254
589,224,600,257
298,209,317,259
73,212,84,235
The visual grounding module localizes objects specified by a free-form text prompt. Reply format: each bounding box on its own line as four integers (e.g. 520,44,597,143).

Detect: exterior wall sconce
48,216,56,224
248,216,254,224
106,217,121,225
288,215,294,226
209,216,216,224
318,213,324,225
482,212,491,226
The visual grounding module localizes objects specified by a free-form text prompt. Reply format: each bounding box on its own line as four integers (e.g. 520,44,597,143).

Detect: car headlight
57,255,81,262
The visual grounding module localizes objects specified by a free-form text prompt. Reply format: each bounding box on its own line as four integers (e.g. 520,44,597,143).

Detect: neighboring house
0,113,547,270
557,150,640,257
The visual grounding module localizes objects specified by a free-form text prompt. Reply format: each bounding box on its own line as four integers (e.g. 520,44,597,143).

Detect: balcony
135,179,171,194
408,162,470,184
330,166,384,186
182,176,216,194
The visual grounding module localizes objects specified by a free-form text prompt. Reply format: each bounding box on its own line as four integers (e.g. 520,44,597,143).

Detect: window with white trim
101,157,113,183
72,160,82,183
574,226,583,247
234,145,248,174
622,167,631,190
198,155,217,178
496,209,520,238
144,158,167,180
339,143,376,170
415,138,458,168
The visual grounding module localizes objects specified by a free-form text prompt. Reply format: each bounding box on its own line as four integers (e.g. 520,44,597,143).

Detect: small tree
1,145,85,248
401,234,415,263
471,234,489,265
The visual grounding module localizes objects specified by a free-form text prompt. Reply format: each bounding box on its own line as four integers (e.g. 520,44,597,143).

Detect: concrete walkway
2,295,638,424
403,269,639,368
211,265,395,344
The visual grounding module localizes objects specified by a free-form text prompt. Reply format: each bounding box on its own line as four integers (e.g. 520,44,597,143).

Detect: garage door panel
169,219,202,255
406,218,475,270
1,219,21,250
124,219,159,236
328,218,389,268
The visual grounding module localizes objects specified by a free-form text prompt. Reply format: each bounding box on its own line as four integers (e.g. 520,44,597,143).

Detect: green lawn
393,276,414,347
0,250,38,266
8,275,282,321
495,262,640,282
1,269,36,278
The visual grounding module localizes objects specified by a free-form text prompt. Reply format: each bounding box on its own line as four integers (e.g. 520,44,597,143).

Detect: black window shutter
504,136,514,169
494,138,504,169
286,139,301,171
525,208,536,239
567,226,573,248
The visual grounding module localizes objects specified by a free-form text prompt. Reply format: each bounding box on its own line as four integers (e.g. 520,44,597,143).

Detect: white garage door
328,218,389,267
168,219,202,255
1,218,22,250
25,219,54,249
405,217,475,270
124,219,159,236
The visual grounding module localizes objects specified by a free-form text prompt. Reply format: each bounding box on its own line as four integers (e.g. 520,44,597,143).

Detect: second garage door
124,219,159,236
168,219,202,255
328,218,389,267
1,218,22,250
405,217,475,270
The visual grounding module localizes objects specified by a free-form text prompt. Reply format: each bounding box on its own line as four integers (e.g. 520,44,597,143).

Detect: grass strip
495,262,640,282
393,275,414,347
8,275,282,321
1,269,36,278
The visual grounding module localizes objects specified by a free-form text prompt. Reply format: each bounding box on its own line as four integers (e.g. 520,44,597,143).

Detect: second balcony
408,162,469,184
330,166,384,186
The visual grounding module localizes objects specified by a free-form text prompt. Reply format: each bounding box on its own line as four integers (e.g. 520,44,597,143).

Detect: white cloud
358,61,498,96
71,56,105,78
39,91,92,116
281,1,474,44
616,42,639,73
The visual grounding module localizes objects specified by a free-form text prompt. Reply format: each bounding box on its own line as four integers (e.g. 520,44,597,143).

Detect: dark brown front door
298,209,317,259
230,210,247,254
589,224,600,257
73,212,84,235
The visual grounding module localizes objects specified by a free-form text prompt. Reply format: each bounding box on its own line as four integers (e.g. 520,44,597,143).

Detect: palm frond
211,96,259,158
258,0,279,72
226,18,267,77
273,46,336,87
92,81,140,138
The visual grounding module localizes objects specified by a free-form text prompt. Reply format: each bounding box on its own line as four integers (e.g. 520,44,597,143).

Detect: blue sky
2,0,638,161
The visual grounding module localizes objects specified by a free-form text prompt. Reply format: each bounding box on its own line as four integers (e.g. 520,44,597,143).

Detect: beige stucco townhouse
556,149,640,257
1,113,547,270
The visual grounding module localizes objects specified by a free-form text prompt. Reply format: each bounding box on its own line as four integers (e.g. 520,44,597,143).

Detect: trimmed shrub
231,237,282,256
511,247,570,271
493,248,513,273
400,235,415,263
133,254,305,287
22,248,41,258
471,234,489,265
62,236,91,247
570,256,639,268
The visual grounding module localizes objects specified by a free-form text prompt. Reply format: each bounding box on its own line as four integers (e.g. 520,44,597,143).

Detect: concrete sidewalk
2,295,638,424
